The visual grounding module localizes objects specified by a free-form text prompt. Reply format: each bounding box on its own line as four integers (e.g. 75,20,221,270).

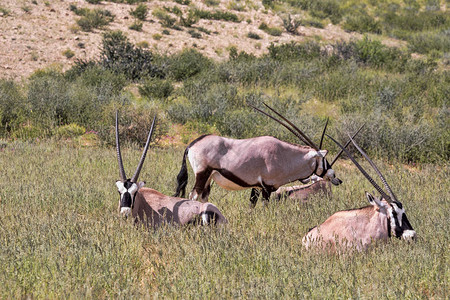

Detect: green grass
0,141,448,298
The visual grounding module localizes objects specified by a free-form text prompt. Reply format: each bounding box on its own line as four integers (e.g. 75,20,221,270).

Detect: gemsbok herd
114,102,416,252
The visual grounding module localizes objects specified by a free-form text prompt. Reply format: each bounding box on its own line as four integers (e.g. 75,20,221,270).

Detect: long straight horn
348,134,398,203
249,104,310,146
326,134,392,202
330,124,365,166
115,111,127,181
262,102,320,150
131,115,157,183
319,118,329,149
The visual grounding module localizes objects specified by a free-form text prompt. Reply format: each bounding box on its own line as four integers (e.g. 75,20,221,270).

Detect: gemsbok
273,175,331,202
302,134,416,252
174,102,361,207
115,112,227,227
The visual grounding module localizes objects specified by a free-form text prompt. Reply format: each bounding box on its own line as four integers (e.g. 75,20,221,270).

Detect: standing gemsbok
174,103,360,207
302,134,416,252
115,112,227,227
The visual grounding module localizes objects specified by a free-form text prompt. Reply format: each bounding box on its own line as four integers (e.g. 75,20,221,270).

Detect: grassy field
0,141,448,298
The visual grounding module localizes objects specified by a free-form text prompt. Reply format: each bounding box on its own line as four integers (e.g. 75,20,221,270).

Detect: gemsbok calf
174,102,361,207
302,135,416,252
273,175,331,202
115,112,227,227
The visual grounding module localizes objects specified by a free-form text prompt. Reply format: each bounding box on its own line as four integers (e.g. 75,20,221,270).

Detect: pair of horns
326,133,399,204
249,102,321,150
116,111,157,183
249,102,363,165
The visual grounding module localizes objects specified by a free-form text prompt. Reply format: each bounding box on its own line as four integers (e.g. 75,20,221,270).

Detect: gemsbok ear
318,150,328,157
366,191,384,208
137,181,146,190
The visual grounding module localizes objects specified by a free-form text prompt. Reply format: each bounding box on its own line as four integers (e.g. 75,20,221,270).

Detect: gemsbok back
302,134,416,252
114,112,227,227
174,102,362,207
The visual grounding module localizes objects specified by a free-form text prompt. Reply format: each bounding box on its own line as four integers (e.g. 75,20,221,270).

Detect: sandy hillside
0,0,399,80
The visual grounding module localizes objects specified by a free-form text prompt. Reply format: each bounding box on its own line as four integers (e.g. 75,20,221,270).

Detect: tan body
131,187,227,227
189,135,320,191
274,180,331,202
302,201,390,251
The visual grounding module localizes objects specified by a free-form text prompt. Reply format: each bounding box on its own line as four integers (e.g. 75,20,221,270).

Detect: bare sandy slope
0,0,401,80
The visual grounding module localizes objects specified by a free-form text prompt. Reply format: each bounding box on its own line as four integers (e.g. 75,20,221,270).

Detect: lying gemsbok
175,102,358,207
273,175,331,202
302,134,416,251
114,112,227,227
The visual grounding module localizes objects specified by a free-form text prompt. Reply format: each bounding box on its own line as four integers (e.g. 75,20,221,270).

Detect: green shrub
343,12,381,34
138,78,174,99
0,80,27,135
99,31,163,80
129,20,143,31
193,9,239,22
152,8,177,28
281,14,301,35
167,49,211,81
54,123,86,138
85,0,102,4
63,48,75,59
407,30,450,54
267,41,322,61
130,3,148,21
188,29,202,39
247,32,261,39
259,23,283,36
76,8,114,32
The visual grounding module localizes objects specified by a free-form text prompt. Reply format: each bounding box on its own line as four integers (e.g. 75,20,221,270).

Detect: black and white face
115,180,145,217
387,201,416,241
320,158,342,186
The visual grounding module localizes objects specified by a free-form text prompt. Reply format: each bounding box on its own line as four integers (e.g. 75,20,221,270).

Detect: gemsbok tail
174,147,189,197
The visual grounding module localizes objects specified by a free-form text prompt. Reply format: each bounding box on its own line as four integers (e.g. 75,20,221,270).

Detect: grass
0,141,448,298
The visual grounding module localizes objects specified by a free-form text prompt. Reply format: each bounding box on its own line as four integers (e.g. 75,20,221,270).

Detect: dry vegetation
0,0,380,80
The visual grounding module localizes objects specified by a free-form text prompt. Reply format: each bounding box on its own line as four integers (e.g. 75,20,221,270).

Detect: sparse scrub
74,7,115,32
343,12,381,34
247,32,261,39
129,20,143,31
62,48,75,59
193,8,240,22
281,14,301,35
0,6,11,16
259,22,283,36
130,3,148,21
153,8,177,28
139,78,174,99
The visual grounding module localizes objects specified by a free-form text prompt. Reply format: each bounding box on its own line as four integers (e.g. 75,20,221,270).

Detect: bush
76,8,114,32
343,12,381,34
138,78,174,99
167,49,211,81
407,30,450,54
99,31,163,80
0,80,27,135
281,14,301,35
247,32,261,39
130,3,148,21
152,8,177,28
259,23,283,36
54,123,86,138
193,9,239,22
267,41,322,61
129,20,143,31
